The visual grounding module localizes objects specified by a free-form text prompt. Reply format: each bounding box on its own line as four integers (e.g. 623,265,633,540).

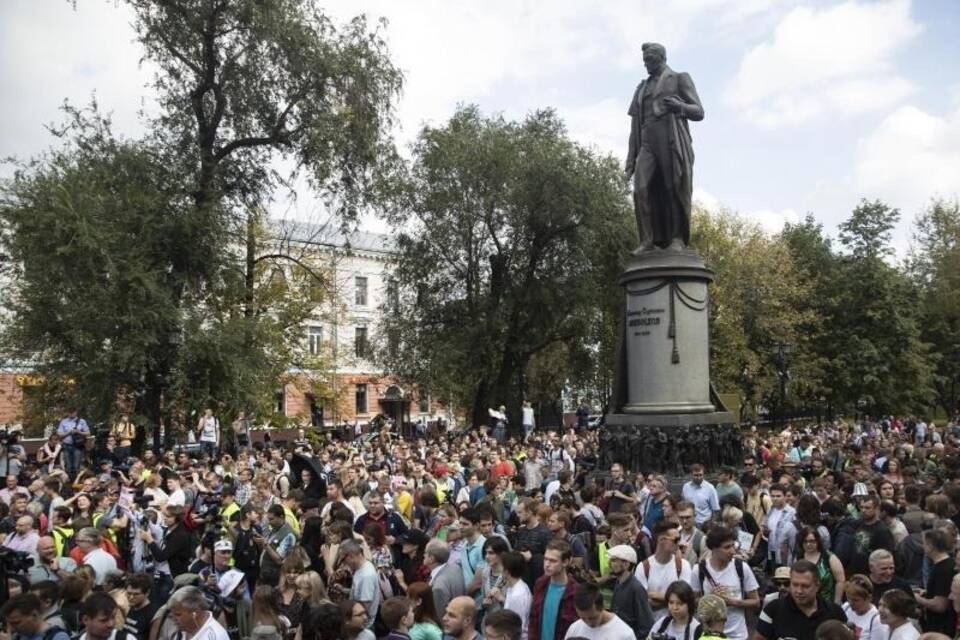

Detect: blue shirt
57,416,89,445
461,534,487,604
681,480,720,525
541,582,566,640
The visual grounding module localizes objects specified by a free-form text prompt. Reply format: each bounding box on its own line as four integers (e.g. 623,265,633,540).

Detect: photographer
0,592,71,640
56,410,89,479
232,504,263,592
139,505,195,578
0,431,26,479
199,540,239,593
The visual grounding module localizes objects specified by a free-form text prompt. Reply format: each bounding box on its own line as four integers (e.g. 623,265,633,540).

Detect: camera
0,547,34,573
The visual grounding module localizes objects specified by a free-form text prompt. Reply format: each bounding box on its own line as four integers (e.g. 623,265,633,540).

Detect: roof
271,219,395,254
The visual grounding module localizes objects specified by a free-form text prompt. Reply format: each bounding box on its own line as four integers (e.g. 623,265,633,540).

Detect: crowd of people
1,412,960,640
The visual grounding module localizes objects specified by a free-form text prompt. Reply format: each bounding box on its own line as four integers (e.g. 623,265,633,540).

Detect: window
307,326,323,356
355,384,368,414
387,278,400,311
355,276,368,306
355,326,368,359
419,389,430,414
274,387,286,415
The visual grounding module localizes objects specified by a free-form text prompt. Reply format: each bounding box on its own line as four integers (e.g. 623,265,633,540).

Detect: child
381,596,416,640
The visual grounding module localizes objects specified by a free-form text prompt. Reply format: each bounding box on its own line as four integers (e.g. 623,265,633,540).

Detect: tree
377,105,632,428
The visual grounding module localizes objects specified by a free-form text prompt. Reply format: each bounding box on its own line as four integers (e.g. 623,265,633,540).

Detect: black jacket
148,524,196,577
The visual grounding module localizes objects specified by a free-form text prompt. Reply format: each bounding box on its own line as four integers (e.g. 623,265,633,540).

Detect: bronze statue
625,43,704,251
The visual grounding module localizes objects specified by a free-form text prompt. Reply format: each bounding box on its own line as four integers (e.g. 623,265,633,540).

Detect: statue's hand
663,96,683,114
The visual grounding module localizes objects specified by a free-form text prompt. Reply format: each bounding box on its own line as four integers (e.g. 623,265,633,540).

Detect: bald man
3,514,39,554
442,596,481,640
28,536,77,584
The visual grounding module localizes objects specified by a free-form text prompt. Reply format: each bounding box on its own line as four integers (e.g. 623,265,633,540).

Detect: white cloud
693,186,722,212
726,0,921,127
742,208,801,234
854,105,960,217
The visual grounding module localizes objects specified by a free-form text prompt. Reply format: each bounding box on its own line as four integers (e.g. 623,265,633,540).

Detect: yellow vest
283,506,301,537
52,526,74,557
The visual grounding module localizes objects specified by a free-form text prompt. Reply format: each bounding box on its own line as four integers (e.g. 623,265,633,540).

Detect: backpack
642,555,684,581
570,513,596,551
654,616,704,640
698,558,747,598
41,626,69,640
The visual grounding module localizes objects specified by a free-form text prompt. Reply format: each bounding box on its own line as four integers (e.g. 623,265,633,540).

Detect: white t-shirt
522,406,535,427
504,579,533,640
649,616,702,640
634,556,694,621
167,488,186,507
200,417,219,443
187,613,231,640
564,614,635,640
691,560,760,640
885,623,920,640
842,603,883,640
82,548,118,585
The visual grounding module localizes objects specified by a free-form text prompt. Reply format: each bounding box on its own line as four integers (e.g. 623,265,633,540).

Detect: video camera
0,547,34,573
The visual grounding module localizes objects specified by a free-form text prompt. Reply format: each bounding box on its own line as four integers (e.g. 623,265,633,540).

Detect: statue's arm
677,73,705,121
625,86,642,174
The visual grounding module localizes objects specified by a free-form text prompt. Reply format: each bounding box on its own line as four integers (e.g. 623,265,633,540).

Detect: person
878,589,920,640
441,596,482,640
339,599,376,640
794,526,845,604
124,572,158,639
647,581,701,640
197,408,220,458
484,609,523,640
636,520,693,621
850,495,896,576
605,544,655,639
74,527,117,586
57,410,90,479
0,592,71,640
675,502,704,565
916,528,957,636
139,505,194,578
755,560,845,640
340,539,380,630
604,464,637,514
624,42,704,249
406,582,443,640
564,582,635,640
354,490,408,542
381,596,416,640
111,414,135,462
522,402,535,440
868,549,915,606
841,575,882,640
252,584,291,637
167,585,231,640
690,526,760,640
29,535,78,584
815,620,855,640
511,498,553,585
695,594,728,640
501,551,533,640
529,539,578,640
4,514,40,554
257,503,298,582
764,484,796,570
458,508,488,607
200,539,237,589
422,539,465,623
79,591,133,640
478,536,509,618
36,435,64,474
681,465,720,527
233,411,252,450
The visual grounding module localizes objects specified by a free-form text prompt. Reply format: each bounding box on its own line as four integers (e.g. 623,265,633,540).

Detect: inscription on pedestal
628,307,665,337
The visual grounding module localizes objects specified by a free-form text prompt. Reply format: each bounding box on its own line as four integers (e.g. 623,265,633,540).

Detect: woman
142,473,169,509
394,529,430,593
338,599,375,640
877,480,897,503
500,551,532,640
883,459,904,486
431,504,457,540
794,526,845,604
278,551,308,630
36,433,64,473
647,581,702,640
363,523,396,598
68,493,94,530
299,516,326,576
479,537,509,617
796,495,832,550
406,582,443,640
322,521,357,600
878,589,919,640
252,584,292,638
295,570,331,636
842,575,881,640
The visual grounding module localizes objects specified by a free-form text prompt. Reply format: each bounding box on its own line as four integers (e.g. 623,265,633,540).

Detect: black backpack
698,558,747,597
570,513,596,551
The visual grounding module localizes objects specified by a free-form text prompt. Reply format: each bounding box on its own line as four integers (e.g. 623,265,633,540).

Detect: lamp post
774,342,791,427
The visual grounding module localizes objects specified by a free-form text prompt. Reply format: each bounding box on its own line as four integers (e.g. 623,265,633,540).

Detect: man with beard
606,544,655,639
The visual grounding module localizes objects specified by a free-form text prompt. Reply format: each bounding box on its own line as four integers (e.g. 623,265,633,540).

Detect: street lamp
774,342,791,426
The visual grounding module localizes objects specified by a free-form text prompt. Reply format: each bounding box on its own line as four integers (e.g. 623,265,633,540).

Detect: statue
625,42,704,251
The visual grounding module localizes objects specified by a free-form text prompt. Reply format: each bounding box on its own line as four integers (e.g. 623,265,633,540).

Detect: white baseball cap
607,544,638,565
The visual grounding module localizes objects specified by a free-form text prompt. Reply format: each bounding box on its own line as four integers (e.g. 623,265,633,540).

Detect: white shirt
650,616,702,640
564,614,635,640
885,623,920,640
634,556,693,621
522,406,535,426
199,416,219,443
188,612,232,640
82,547,118,585
842,603,883,640
167,488,186,507
691,559,760,640
504,579,533,640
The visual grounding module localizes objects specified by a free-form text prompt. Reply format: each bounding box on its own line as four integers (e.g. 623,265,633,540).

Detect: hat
218,569,246,596
214,539,234,552
773,566,791,582
399,529,429,547
607,544,637,565
697,593,728,624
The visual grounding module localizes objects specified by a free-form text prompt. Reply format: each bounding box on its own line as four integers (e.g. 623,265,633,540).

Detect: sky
2,0,959,257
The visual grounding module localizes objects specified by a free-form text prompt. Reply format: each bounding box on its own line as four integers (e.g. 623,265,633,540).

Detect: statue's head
641,42,667,74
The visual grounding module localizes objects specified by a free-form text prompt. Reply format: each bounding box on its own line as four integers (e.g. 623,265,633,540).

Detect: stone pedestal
600,248,740,471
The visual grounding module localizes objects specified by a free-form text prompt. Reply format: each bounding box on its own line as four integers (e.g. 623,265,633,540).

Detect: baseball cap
773,566,791,582
607,544,638,565
214,539,234,552
399,529,429,547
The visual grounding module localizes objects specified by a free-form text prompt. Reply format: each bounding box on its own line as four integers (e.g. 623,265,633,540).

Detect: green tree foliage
908,198,960,415
378,106,632,427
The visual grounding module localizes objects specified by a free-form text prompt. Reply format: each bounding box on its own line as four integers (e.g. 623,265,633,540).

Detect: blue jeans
201,441,218,458
64,444,84,479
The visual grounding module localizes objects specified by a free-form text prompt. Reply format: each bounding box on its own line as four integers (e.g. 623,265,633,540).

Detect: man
340,539,380,629
442,596,483,640
676,501,705,564
140,505,194,579
255,504,297,579
28,535,77,583
235,468,254,507
529,539,578,640
849,495,896,576
764,485,796,570
624,42,703,250
547,511,586,565
0,593,71,640
111,414,135,462
604,463,636,514
4,514,40,554
232,504,262,590
691,526,761,640
459,508,488,605
716,467,744,505
522,401,535,440
868,549,915,604
200,539,237,589
484,609,522,640
76,527,118,585
197,408,220,458
79,592,133,640
512,498,553,585
57,409,90,479
124,573,158,639
425,539,465,622
640,476,669,532
321,478,356,521
754,560,845,640
563,582,635,639
635,520,693,620
681,464,720,527
30,580,66,631
916,528,957,636
354,490,408,543
167,586,230,640
605,544,655,639
523,447,545,493
218,486,241,528
232,411,252,451
0,474,29,505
